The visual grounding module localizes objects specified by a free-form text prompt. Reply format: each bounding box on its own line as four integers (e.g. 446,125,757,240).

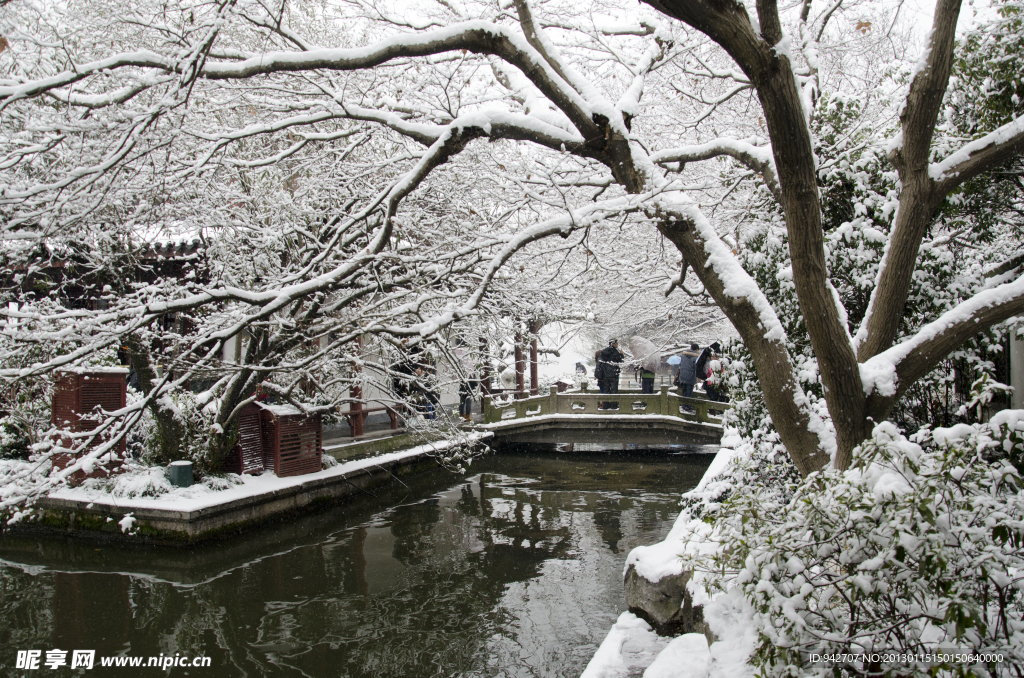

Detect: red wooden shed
52,369,128,454
257,404,322,478
51,369,128,483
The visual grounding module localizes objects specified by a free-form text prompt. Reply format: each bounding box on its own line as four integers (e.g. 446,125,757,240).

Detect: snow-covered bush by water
74,463,243,500
688,417,1024,676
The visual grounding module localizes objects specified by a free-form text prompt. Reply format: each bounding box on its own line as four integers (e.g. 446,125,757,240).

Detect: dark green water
0,450,713,678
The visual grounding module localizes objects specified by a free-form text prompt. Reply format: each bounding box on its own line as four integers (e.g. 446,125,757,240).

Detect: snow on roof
255,402,306,417
59,366,130,375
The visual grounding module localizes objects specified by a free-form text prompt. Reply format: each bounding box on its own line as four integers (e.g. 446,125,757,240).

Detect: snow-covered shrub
0,416,31,460
142,388,229,475
75,463,244,500
691,418,1024,676
679,425,802,522
109,466,173,498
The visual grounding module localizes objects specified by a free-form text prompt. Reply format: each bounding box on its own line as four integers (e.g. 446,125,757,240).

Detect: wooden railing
483,385,730,425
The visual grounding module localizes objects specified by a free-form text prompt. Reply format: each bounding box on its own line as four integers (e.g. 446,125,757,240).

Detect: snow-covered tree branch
1,0,1023,491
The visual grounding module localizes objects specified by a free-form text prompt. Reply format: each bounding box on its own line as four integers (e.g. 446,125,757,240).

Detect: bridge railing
483,385,730,425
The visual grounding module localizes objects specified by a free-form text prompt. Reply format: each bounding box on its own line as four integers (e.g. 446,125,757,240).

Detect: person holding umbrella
628,336,660,394
676,343,700,398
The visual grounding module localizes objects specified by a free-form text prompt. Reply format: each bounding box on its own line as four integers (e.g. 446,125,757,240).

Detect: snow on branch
650,138,780,201
656,197,787,343
0,22,600,141
385,193,655,337
930,115,1024,191
512,0,628,137
862,275,1024,400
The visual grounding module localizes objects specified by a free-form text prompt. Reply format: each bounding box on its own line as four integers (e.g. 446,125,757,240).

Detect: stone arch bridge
481,386,729,447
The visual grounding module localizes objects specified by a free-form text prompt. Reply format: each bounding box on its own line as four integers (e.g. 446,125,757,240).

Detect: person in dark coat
693,342,720,394
639,367,655,393
458,372,478,422
694,345,711,387
594,339,625,408
412,366,440,419
676,343,699,398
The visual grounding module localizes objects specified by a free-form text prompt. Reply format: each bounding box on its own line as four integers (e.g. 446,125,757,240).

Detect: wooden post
529,319,540,396
349,335,364,437
349,385,363,437
514,327,525,399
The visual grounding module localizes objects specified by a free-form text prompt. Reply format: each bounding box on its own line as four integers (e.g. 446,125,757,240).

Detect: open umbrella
666,355,681,366
628,336,660,372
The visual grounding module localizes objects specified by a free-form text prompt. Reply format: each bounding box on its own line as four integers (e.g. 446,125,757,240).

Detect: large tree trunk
122,333,186,464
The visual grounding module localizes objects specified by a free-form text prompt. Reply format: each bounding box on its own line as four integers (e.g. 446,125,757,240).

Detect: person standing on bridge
676,343,700,398
694,342,719,396
594,339,625,409
458,371,479,423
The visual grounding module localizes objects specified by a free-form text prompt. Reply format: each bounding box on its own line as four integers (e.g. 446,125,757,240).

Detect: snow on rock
630,584,759,678
603,431,761,678
642,634,710,678
625,518,713,584
118,513,136,533
579,612,669,678
624,439,743,584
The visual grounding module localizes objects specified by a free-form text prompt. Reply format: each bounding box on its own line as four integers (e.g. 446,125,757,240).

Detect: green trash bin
168,461,193,488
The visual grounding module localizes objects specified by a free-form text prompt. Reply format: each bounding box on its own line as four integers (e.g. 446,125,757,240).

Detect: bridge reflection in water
483,386,730,448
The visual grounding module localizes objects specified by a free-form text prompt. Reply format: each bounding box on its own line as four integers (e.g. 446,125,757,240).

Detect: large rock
623,564,714,643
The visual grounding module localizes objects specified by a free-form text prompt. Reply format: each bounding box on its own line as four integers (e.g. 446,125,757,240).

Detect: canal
0,450,713,677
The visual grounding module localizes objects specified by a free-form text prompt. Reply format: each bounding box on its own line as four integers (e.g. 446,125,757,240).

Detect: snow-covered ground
8,435,487,519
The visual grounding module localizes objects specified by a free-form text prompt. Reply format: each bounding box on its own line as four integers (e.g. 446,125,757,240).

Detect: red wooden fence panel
221,402,266,474
51,370,127,454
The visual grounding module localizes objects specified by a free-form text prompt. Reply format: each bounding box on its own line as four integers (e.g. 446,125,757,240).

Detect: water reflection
0,451,712,677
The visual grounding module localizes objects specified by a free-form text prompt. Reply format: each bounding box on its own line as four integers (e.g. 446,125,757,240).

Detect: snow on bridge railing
482,385,730,425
